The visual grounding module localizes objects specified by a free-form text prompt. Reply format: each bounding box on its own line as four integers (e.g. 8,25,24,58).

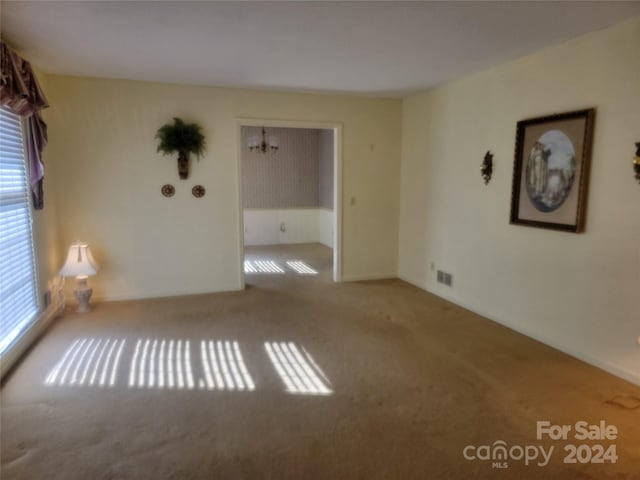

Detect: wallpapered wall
241,127,333,209
319,129,334,209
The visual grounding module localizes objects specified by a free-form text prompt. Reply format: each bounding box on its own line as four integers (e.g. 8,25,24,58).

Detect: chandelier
248,127,279,154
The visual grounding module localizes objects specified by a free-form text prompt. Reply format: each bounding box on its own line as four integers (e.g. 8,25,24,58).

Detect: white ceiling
2,1,639,98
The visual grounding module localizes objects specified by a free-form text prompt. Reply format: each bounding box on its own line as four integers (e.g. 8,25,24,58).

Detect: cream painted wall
399,17,640,384
44,77,401,300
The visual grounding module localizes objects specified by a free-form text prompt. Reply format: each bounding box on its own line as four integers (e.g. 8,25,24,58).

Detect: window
0,107,39,355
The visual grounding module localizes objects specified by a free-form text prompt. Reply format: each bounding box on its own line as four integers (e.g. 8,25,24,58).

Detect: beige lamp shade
59,242,99,277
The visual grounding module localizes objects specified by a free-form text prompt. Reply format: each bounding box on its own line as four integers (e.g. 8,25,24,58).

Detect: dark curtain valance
0,41,49,209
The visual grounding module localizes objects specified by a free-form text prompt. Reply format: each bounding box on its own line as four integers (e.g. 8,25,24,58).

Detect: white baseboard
397,273,640,387
342,272,397,282
0,301,61,380
94,284,244,303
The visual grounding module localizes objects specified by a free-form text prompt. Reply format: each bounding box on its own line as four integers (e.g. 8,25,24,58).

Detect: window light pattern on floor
129,338,197,389
45,338,331,396
45,337,255,392
244,260,285,274
285,261,318,275
199,340,255,391
45,338,126,387
265,342,332,395
244,259,318,275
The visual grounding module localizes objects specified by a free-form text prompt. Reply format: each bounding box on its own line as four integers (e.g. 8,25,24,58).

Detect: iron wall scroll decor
481,151,493,185
161,184,175,197
510,108,595,233
633,142,640,183
192,185,206,198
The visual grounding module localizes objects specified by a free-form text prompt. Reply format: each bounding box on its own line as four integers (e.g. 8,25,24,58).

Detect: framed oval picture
510,108,595,233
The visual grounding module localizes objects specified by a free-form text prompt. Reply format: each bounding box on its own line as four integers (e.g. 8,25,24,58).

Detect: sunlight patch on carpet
265,342,332,395
45,338,126,387
199,340,255,391
244,259,318,275
244,261,258,273
285,261,318,275
45,337,255,392
46,338,331,395
244,260,285,274
128,338,197,390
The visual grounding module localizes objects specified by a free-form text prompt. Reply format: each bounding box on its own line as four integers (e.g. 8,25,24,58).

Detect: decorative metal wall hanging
192,185,206,198
161,184,175,197
633,142,640,183
155,117,206,180
481,151,493,185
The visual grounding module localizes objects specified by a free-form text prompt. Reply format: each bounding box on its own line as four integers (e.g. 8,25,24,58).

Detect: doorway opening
236,120,342,286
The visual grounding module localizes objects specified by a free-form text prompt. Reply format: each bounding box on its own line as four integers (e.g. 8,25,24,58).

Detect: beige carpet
2,244,639,479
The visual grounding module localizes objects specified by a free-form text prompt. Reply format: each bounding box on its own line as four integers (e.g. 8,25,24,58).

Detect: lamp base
74,276,93,313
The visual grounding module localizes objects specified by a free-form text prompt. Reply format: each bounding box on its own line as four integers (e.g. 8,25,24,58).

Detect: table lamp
59,242,99,313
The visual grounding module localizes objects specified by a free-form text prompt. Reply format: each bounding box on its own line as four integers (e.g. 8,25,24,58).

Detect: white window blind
0,107,38,355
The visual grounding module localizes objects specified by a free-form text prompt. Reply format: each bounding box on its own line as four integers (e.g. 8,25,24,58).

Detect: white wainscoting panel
244,209,334,247
318,208,334,248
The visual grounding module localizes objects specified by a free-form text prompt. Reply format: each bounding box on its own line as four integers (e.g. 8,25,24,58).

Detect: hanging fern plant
155,117,206,179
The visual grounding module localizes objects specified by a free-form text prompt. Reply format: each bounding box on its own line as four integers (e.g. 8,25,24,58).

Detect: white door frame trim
235,118,343,287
